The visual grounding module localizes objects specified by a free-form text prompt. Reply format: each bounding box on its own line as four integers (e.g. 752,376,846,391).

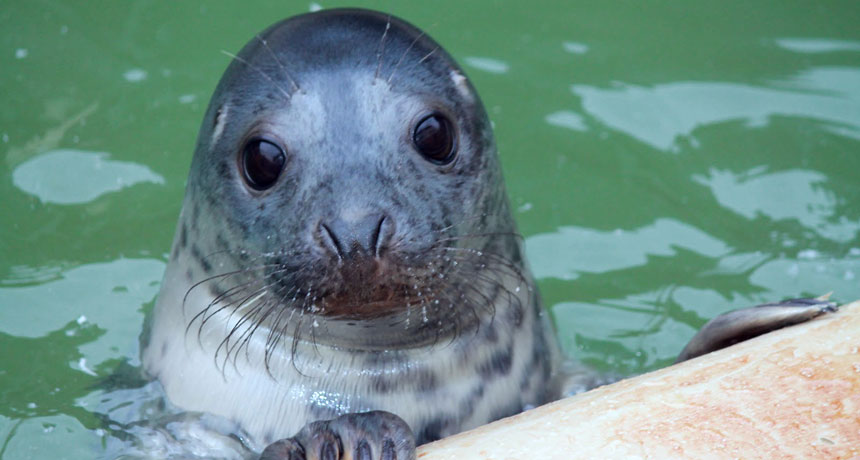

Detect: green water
2,0,859,458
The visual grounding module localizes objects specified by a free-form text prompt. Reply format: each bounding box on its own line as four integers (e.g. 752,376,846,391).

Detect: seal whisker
185,273,260,339
192,278,266,348
455,260,524,320
254,34,301,92
233,282,302,362
373,15,392,81
442,247,528,287
224,297,271,365
387,31,425,84
220,50,292,101
425,213,491,236
182,262,282,310
185,263,285,348
214,287,271,372
266,286,315,373
418,45,439,64
435,231,524,244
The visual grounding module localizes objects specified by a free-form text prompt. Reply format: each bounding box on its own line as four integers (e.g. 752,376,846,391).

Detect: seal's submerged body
143,8,836,459
144,8,553,456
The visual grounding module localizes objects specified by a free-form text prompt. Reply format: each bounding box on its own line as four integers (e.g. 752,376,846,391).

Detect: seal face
143,8,556,450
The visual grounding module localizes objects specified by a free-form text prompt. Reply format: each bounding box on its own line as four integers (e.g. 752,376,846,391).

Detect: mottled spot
416,415,455,444
180,222,188,249
481,322,498,343
215,233,229,250
478,348,512,378
190,202,200,230
190,243,213,273
416,370,438,392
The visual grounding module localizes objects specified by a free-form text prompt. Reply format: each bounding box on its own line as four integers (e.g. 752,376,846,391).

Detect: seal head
187,8,514,349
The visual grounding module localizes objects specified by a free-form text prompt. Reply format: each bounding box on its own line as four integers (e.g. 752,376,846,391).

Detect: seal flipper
260,411,416,460
676,296,838,363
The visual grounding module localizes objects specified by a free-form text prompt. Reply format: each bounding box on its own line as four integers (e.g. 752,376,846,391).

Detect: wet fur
143,9,556,452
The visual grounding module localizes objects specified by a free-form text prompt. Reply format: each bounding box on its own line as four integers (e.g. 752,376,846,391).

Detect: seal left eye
413,113,456,165
242,138,286,190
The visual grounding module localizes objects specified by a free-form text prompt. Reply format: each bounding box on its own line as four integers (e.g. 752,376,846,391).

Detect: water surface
2,1,859,458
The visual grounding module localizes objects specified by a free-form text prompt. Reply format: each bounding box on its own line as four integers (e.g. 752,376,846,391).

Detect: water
2,1,859,457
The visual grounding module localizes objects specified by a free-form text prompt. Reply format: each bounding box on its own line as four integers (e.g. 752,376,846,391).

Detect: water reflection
553,294,696,371
525,218,728,280
0,258,164,365
571,67,860,151
562,41,589,54
775,38,860,54
12,149,165,205
463,56,510,74
544,110,587,131
694,167,859,243
551,250,860,373
750,256,860,298
123,69,148,83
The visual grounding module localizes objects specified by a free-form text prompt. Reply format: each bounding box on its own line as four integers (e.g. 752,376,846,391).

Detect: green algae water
2,1,859,457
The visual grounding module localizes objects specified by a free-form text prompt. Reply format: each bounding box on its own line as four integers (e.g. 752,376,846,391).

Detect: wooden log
418,300,860,459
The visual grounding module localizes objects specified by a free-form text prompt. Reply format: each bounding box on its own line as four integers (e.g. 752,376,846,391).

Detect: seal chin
319,286,415,319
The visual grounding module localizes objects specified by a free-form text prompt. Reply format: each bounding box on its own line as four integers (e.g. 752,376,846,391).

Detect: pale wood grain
418,301,860,460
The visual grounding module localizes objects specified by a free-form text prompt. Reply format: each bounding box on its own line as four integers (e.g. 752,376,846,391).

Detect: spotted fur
143,9,558,452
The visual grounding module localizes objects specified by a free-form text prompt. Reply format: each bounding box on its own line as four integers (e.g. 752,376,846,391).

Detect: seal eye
242,138,285,190
413,113,456,164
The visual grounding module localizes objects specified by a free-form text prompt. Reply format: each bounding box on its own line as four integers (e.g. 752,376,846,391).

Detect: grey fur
143,8,555,452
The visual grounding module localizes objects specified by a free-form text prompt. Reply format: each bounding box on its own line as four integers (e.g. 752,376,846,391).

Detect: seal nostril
373,214,394,257
319,213,393,260
319,222,344,259
371,215,385,257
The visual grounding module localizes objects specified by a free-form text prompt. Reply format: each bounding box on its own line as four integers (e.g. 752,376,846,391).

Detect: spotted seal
142,8,837,460
143,8,553,458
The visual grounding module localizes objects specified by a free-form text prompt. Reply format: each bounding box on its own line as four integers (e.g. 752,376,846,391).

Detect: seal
143,8,554,457
142,8,838,459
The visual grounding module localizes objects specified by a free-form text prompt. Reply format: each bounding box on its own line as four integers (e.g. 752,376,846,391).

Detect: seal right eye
241,138,286,191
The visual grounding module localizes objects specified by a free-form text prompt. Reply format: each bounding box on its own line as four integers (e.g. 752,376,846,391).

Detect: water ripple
12,149,165,205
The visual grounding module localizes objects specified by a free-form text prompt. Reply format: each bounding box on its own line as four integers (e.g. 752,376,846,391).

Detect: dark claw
259,411,416,460
676,296,839,363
